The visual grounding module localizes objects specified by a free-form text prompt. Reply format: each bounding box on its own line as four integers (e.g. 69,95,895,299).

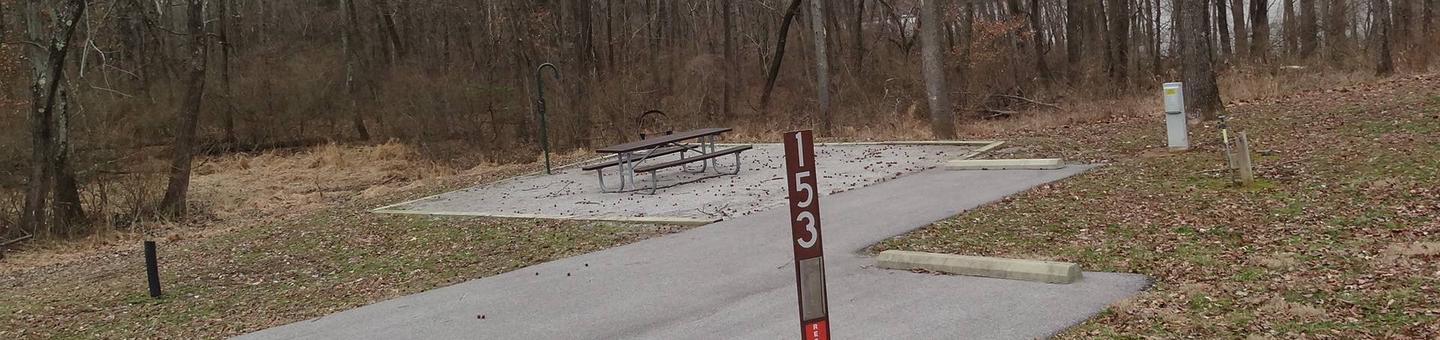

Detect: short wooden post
1235,132,1255,187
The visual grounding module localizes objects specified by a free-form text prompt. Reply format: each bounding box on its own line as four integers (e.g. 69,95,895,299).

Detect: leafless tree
20,0,87,235
919,0,954,138
1232,0,1249,58
1300,0,1320,58
1251,0,1272,63
159,0,210,217
810,0,833,135
1375,0,1396,75
760,0,804,110
1181,0,1224,120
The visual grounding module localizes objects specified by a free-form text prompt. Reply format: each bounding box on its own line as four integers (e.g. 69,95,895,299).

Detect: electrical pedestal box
1162,82,1190,151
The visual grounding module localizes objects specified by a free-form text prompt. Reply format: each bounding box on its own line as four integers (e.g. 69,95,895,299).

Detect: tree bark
1030,0,1051,80
722,0,735,121
341,0,370,141
810,0,833,135
1300,0,1319,58
572,0,594,147
1181,0,1224,121
919,0,955,139
1065,0,1084,82
853,0,866,74
159,0,210,218
1231,0,1249,58
21,0,87,235
1217,0,1233,59
1108,0,1131,85
1251,0,1271,63
1283,0,1299,56
219,0,238,145
759,0,804,111
1375,0,1395,75
376,0,406,61
1395,0,1414,48
1325,0,1348,65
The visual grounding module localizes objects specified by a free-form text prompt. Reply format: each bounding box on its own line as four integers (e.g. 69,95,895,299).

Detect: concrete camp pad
376,143,983,222
242,166,1149,340
876,250,1083,284
945,158,1065,170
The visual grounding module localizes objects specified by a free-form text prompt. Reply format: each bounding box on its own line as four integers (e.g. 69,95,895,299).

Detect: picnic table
585,127,752,193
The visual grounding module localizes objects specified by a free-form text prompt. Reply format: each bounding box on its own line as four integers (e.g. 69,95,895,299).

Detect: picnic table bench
585,127,751,193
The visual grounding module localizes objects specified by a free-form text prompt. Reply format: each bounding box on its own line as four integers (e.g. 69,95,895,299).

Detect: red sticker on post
784,130,830,340
802,319,830,340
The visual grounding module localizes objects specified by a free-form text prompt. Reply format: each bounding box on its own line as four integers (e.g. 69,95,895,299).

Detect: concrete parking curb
369,209,718,226
875,250,1082,284
945,158,1064,170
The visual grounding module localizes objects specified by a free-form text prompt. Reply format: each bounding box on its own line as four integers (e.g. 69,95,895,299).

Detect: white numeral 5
794,171,813,208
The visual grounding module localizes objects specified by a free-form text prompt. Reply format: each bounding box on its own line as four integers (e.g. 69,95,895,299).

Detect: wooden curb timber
876,250,1082,284
944,158,1065,170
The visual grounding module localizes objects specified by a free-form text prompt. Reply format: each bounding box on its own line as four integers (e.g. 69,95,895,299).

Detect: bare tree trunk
1217,0,1234,59
1182,0,1224,120
722,0,735,121
1284,0,1299,56
1152,0,1163,75
1066,0,1085,82
1108,0,1131,86
1232,0,1249,58
1375,0,1395,75
21,0,54,235
51,84,84,234
341,0,370,141
1326,0,1348,65
853,0,866,73
1424,0,1435,66
1251,0,1271,63
760,0,804,111
572,0,594,147
1030,0,1052,80
919,0,955,139
219,0,237,146
159,0,210,217
1395,0,1414,50
1300,0,1320,58
21,0,87,235
810,0,833,134
376,0,406,61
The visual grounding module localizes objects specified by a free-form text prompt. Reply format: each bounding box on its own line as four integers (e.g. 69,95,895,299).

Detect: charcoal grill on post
636,109,673,139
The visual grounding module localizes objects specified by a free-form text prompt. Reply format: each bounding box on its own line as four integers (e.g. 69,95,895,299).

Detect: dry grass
875,73,1440,338
0,140,674,339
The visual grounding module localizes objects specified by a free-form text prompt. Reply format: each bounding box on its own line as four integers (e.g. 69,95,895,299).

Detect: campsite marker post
783,130,830,340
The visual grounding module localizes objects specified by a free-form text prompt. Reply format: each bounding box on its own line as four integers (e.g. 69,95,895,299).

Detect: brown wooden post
1236,132,1256,186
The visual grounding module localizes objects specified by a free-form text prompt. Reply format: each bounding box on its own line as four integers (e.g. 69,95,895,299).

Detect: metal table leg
620,151,636,191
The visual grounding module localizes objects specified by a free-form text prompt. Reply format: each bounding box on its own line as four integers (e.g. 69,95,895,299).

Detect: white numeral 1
794,132,806,167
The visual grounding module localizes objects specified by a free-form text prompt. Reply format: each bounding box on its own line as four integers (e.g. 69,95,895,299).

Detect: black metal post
144,241,162,298
535,63,560,175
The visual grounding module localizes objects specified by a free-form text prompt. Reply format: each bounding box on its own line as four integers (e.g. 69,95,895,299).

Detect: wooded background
1,0,1436,241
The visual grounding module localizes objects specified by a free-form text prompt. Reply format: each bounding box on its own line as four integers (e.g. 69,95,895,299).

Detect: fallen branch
990,94,1061,109
978,108,1017,119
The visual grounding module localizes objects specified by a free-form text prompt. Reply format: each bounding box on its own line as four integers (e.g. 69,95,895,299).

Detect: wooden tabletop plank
595,127,732,153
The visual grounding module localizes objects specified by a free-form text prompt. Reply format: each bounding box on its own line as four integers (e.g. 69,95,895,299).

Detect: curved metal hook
537,63,560,83
636,110,672,139
535,63,561,174
636,110,668,126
